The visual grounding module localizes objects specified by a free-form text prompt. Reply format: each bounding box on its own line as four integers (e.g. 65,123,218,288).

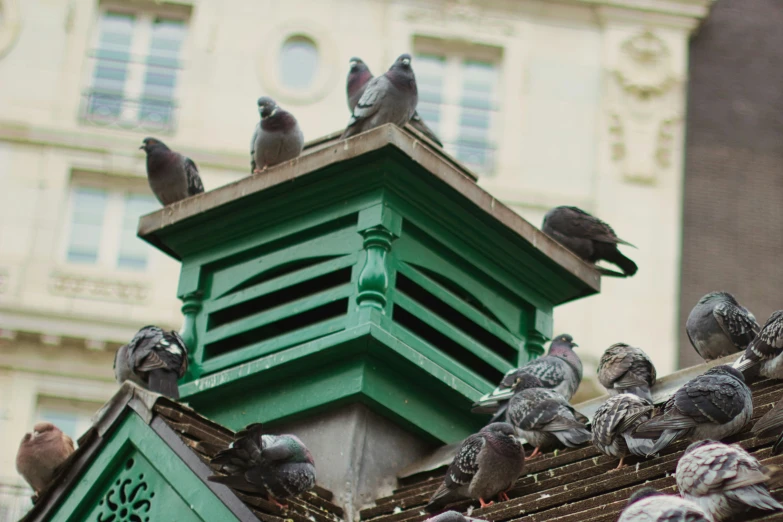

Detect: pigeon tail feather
425,485,461,514
646,429,683,456
623,385,653,403
733,353,761,373
624,434,656,457
774,433,783,456
147,369,180,399
727,485,783,512
554,428,591,448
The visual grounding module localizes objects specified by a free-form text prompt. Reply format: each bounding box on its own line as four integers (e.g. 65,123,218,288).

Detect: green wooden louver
138,125,600,443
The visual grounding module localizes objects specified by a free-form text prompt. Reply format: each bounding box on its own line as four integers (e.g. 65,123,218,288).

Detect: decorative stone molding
0,0,21,59
608,29,682,184
49,273,150,302
404,0,515,37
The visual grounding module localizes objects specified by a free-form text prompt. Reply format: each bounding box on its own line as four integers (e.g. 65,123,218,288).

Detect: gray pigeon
250,97,304,173
541,206,637,277
346,56,443,147
598,343,657,402
140,137,204,206
752,393,783,455
472,334,582,423
617,487,711,522
506,375,591,459
633,365,752,456
686,291,760,362
734,310,783,378
425,511,486,522
114,325,189,399
424,422,524,512
16,423,75,496
676,440,782,521
341,54,418,140
209,423,315,509
591,393,655,470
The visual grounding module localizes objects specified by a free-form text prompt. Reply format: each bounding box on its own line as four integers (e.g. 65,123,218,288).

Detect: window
414,49,500,176
35,397,102,441
65,186,157,271
83,8,188,132
279,35,319,91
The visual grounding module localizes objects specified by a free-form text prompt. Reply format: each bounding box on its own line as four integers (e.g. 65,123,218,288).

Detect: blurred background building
0,0,727,517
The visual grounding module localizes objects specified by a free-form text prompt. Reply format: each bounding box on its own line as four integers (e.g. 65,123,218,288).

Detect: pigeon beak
349,60,357,68
571,342,579,348
402,58,410,66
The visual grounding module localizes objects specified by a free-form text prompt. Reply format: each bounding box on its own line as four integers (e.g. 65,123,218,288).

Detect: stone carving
0,0,21,59
404,0,515,37
49,273,150,302
609,30,682,183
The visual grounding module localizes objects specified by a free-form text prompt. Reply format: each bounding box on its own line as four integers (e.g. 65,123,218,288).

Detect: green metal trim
47,414,239,522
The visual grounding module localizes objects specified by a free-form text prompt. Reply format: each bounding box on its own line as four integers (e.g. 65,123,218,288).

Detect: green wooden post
356,204,402,319
180,290,204,381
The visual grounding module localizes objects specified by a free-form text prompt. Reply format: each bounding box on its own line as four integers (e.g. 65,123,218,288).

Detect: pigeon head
705,364,745,382
32,422,58,438
140,137,169,154
283,435,315,465
699,291,737,305
509,373,545,391
481,422,517,438
349,57,368,74
683,439,718,455
550,333,577,350
390,53,412,71
257,97,279,120
627,487,663,506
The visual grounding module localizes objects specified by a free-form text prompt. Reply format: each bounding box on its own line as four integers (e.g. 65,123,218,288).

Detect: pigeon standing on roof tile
345,56,443,147
506,375,591,459
541,206,637,277
140,137,204,206
424,422,524,513
16,422,75,496
209,423,315,509
114,325,189,399
617,487,712,522
341,54,418,140
424,511,487,522
734,310,783,377
633,365,752,456
472,334,582,424
598,343,657,402
250,97,304,174
686,291,760,362
591,393,655,470
676,440,783,521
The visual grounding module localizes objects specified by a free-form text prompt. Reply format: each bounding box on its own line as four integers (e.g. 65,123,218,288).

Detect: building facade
0,0,712,516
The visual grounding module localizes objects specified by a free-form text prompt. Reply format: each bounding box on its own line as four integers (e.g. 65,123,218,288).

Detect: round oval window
279,35,319,91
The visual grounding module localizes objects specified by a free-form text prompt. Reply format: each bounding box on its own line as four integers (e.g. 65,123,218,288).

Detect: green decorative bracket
180,291,204,381
356,204,402,312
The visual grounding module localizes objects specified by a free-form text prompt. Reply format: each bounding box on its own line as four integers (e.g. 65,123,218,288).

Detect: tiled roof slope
360,377,783,522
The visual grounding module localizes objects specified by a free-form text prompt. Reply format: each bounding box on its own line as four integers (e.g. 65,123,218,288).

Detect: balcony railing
79,91,179,133
0,483,32,522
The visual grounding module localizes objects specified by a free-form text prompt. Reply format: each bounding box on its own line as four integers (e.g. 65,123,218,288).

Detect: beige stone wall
0,0,713,497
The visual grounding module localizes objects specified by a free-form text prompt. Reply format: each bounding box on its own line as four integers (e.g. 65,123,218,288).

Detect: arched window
279,35,319,91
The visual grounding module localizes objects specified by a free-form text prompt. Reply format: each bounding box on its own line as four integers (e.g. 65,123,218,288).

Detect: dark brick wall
679,0,783,368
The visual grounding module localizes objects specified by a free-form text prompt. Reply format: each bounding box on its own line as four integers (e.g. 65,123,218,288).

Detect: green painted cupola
138,124,600,514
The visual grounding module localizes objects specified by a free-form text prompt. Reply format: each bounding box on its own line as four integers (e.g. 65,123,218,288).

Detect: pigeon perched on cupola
591,393,655,470
633,365,752,456
541,206,638,277
114,325,189,399
342,54,419,140
505,375,591,459
346,56,443,146
617,487,711,522
16,422,75,497
250,96,304,174
676,439,783,521
598,343,657,402
425,422,524,513
686,291,759,362
472,333,582,423
209,423,316,509
139,137,204,206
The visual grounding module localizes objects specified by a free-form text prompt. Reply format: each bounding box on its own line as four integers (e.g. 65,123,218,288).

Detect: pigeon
16,422,75,496
209,423,315,509
676,440,783,521
341,54,418,140
472,334,582,423
541,206,637,277
617,487,712,522
686,291,760,362
250,97,304,174
633,365,752,456
591,393,655,470
752,393,783,455
425,511,486,522
505,375,591,459
734,310,783,377
114,325,189,399
598,343,657,402
140,137,204,206
425,422,524,512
